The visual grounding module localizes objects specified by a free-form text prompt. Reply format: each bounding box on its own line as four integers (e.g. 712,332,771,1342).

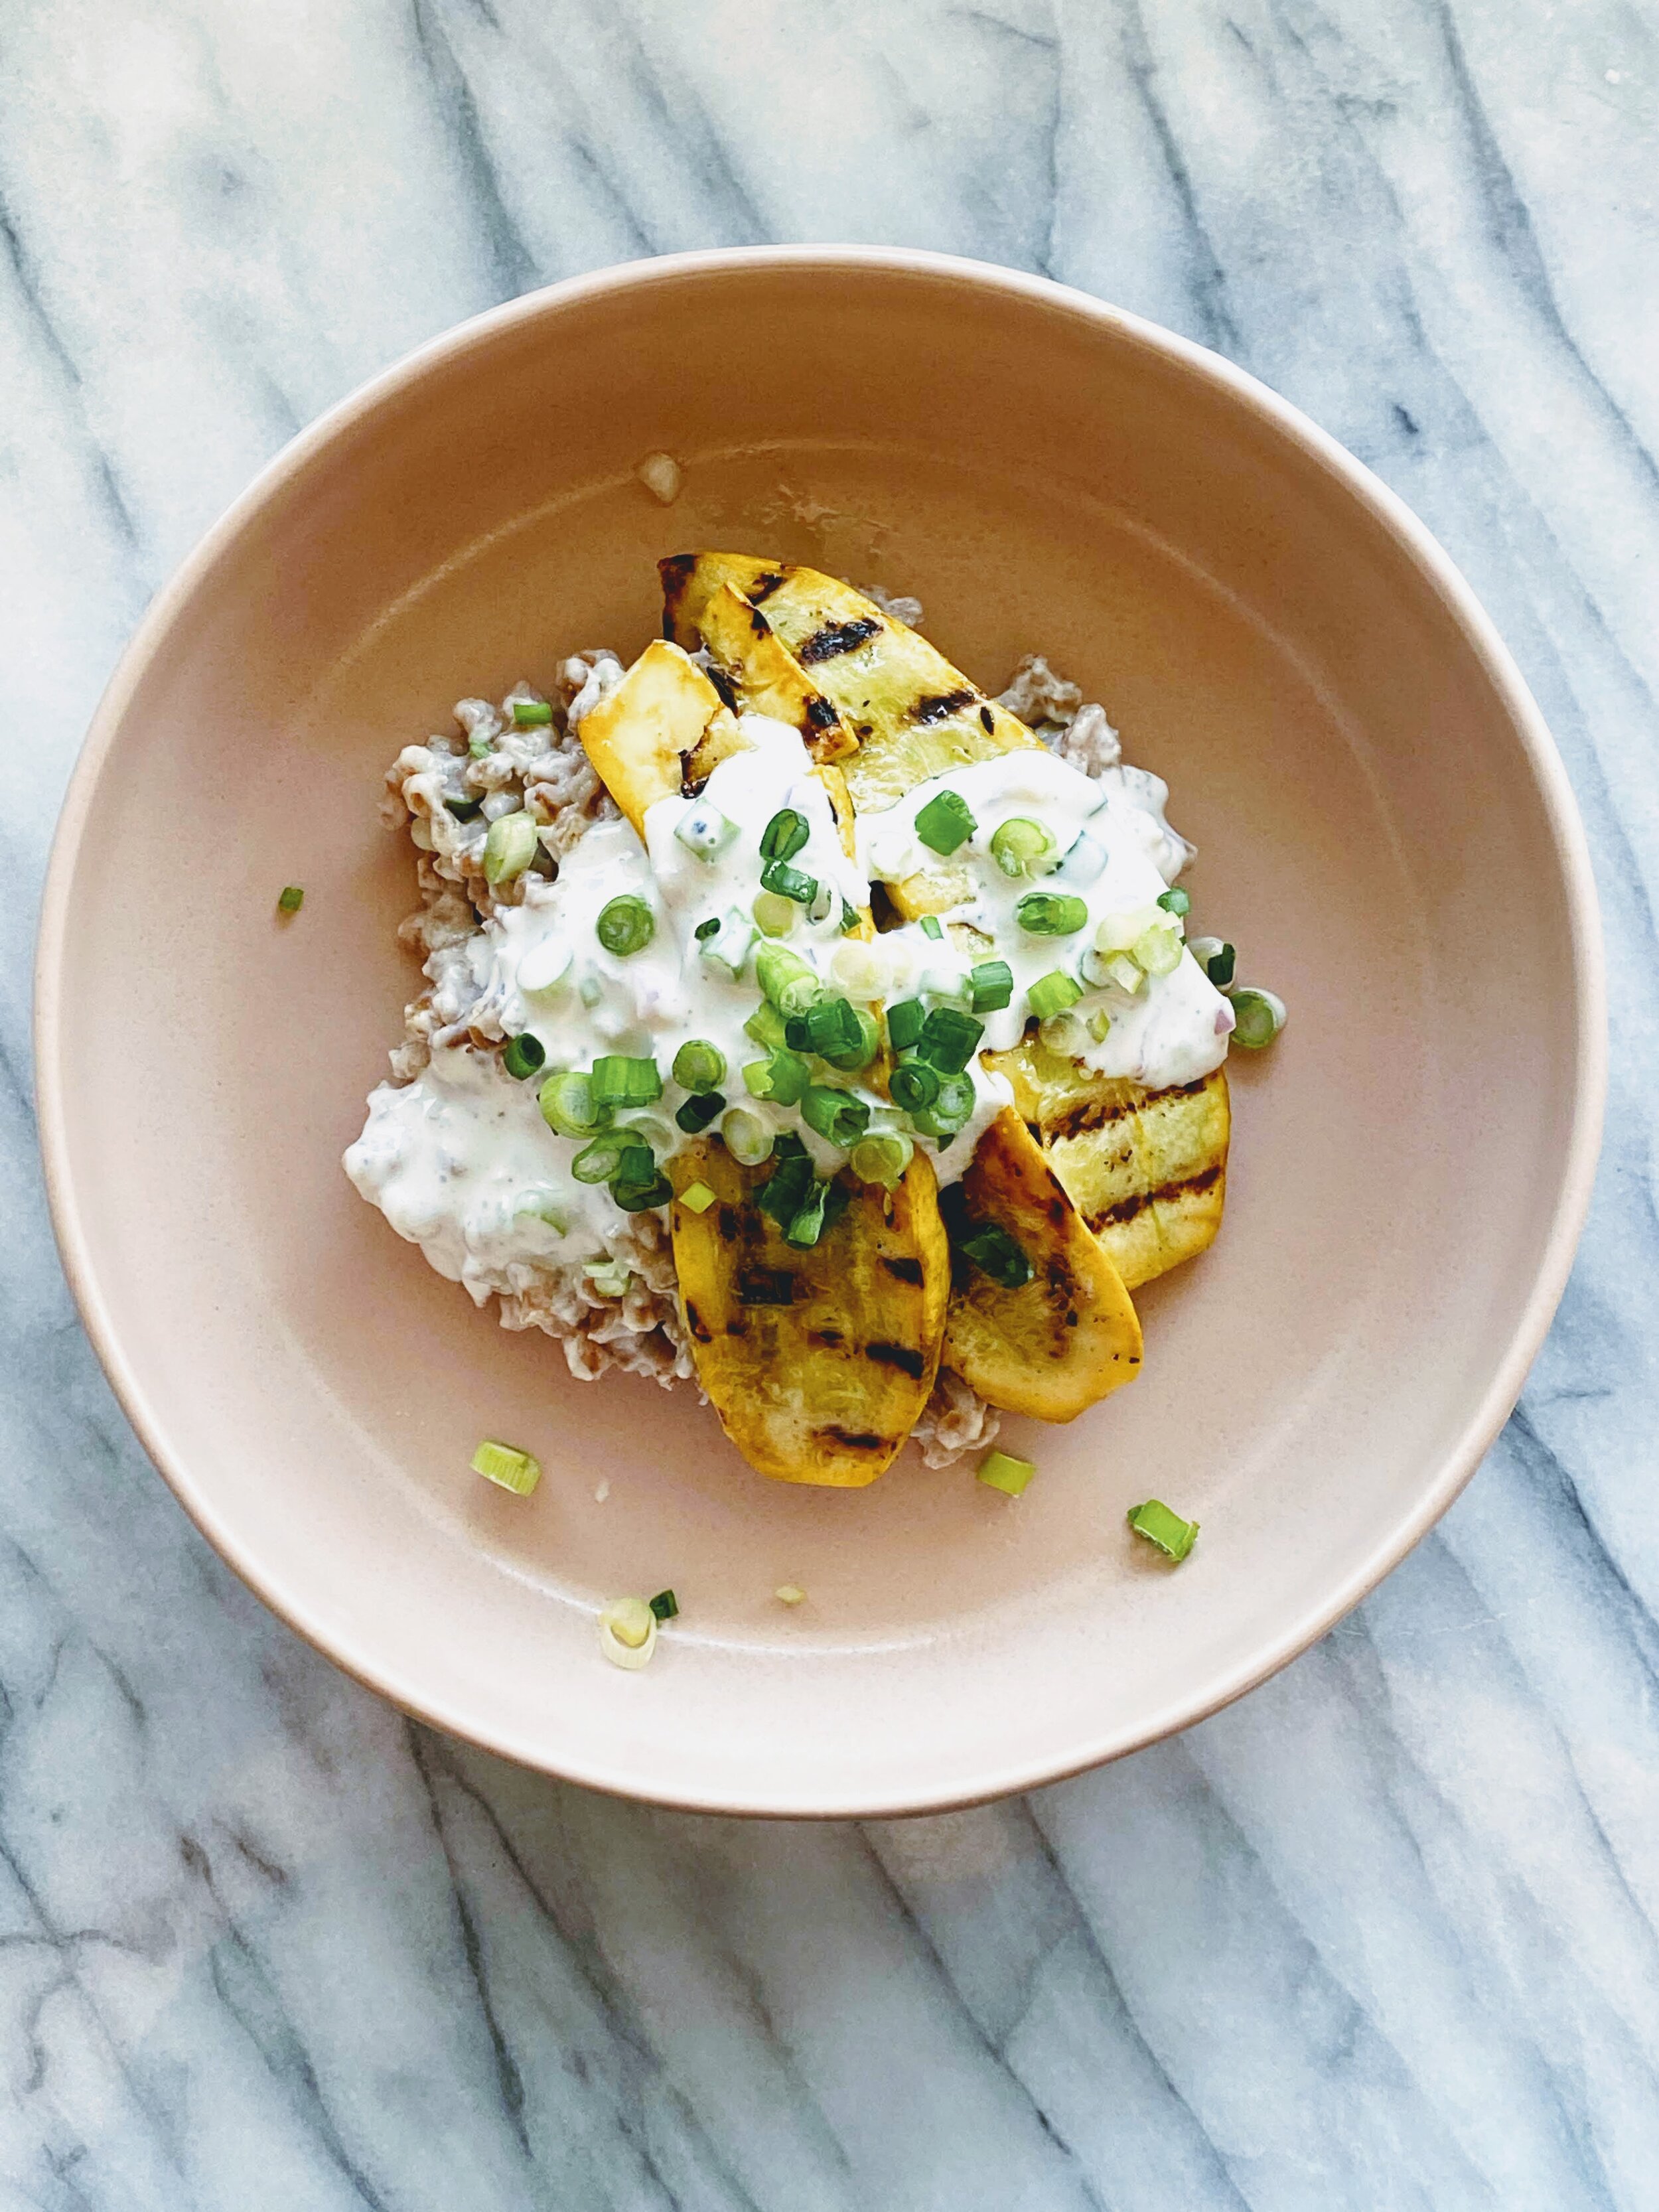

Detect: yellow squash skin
660,553,1037,816
941,1108,1142,1420
696,581,857,764
577,640,719,837
670,1143,950,1486
984,1044,1231,1290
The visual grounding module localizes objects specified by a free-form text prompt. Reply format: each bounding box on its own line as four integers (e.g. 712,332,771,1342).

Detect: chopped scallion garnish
957,1220,1033,1288
721,1108,774,1166
969,960,1013,1012
886,997,926,1053
989,817,1056,879
742,1049,810,1106
753,890,797,938
918,1007,984,1075
1127,1499,1199,1561
512,699,553,727
1017,891,1089,936
1133,921,1183,977
889,1059,941,1115
502,1033,545,1080
756,944,820,1016
774,1584,806,1605
914,788,977,855
472,1438,542,1496
540,1069,608,1139
590,1055,662,1109
573,1132,653,1186
910,1070,976,1140
1157,887,1191,917
649,1589,680,1621
595,893,655,956
760,858,817,905
598,1597,658,1669
277,884,305,914
920,915,944,941
1027,969,1082,1020
672,1039,727,1092
977,1449,1035,1497
483,811,539,885
1228,987,1286,1049
675,1090,726,1134
849,1131,914,1188
758,1147,816,1228
1206,940,1236,988
800,1084,870,1149
760,808,810,863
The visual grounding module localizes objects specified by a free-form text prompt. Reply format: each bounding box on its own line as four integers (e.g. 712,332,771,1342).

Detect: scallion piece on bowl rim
977,1449,1036,1497
472,1438,542,1497
277,883,304,913
1127,1499,1199,1561
1229,987,1287,1049
598,1597,658,1670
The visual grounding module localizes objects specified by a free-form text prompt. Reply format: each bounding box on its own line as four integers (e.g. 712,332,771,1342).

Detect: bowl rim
34,246,1607,1817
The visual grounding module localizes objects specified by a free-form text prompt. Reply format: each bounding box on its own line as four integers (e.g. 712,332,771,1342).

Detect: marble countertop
5,3,1657,2203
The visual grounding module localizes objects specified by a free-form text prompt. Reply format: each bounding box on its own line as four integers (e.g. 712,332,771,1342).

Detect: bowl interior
41,258,1594,1814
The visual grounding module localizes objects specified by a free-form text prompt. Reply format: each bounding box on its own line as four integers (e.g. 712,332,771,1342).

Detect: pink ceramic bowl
36,250,1604,1816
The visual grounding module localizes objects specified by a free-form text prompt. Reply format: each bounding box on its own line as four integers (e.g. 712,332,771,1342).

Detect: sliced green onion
598,1597,657,1669
649,1589,680,1621
1190,937,1236,988
514,1186,569,1235
850,1131,914,1187
889,1059,941,1114
919,1007,985,1074
977,1449,1036,1497
277,884,305,913
584,1258,632,1299
676,802,737,860
1229,987,1286,1049
990,817,1057,879
675,1090,726,1134
760,808,810,863
798,995,861,1059
483,810,539,884
747,1001,790,1051
1157,887,1191,917
1105,952,1146,995
820,1006,880,1074
540,1069,608,1139
721,1108,774,1166
1127,1498,1199,1562
840,900,861,934
1017,891,1089,936
596,893,655,956
911,1070,976,1138
611,1169,673,1211
1087,1007,1113,1043
695,915,721,941
758,1147,816,1228
756,944,820,1016
761,859,817,905
784,1182,831,1248
699,909,757,976
573,1132,652,1186
502,1033,545,1080
887,997,926,1053
467,728,494,759
472,1438,542,1496
678,1181,717,1215
969,960,1014,1012
1133,922,1184,978
512,698,553,727
914,788,977,855
957,1221,1033,1288
672,1039,727,1092
743,1050,810,1105
444,793,484,820
801,1085,870,1149
1028,969,1083,1020
753,891,797,938
920,915,944,941
590,1055,662,1109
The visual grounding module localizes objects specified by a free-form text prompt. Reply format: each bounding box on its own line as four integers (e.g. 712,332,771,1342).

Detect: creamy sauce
346,715,1230,1290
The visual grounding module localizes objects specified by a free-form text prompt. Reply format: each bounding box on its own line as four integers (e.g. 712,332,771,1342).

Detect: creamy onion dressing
346,714,1230,1297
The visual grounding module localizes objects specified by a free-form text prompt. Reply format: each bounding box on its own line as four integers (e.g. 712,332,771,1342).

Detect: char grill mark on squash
706,664,739,712
910,688,977,726
867,1341,926,1380
685,1300,712,1344
806,695,842,733
739,1267,796,1305
820,1427,889,1453
881,1255,924,1286
1086,1163,1223,1232
799,617,883,664
749,570,786,605
979,704,995,732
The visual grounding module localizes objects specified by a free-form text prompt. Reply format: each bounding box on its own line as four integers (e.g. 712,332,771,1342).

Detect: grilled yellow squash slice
984,1043,1230,1290
577,640,721,838
942,1109,1142,1419
669,1143,950,1486
661,554,1037,814
696,581,857,765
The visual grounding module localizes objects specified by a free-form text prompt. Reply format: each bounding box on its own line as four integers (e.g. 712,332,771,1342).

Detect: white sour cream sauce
346,717,1230,1297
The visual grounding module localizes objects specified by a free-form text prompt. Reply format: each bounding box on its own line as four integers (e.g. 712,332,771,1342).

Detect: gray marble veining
4,3,1658,2204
